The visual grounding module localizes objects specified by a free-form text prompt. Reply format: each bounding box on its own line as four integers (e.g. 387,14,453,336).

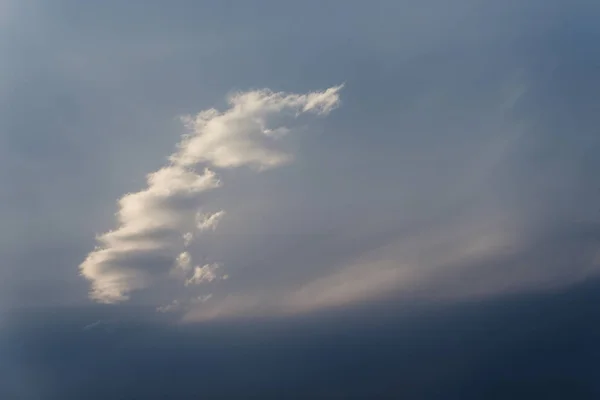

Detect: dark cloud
3,279,600,399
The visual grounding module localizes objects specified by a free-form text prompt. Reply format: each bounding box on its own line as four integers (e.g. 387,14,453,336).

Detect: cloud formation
185,263,225,286
80,85,343,304
173,85,343,170
181,211,520,320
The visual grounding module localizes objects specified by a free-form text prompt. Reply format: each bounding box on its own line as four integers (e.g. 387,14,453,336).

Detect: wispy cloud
156,300,181,313
181,211,520,321
80,85,343,304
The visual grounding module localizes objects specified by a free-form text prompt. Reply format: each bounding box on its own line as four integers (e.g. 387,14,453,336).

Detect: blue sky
2,1,600,396
2,0,600,315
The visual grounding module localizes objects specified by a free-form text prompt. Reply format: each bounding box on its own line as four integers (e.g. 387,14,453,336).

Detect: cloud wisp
79,85,343,304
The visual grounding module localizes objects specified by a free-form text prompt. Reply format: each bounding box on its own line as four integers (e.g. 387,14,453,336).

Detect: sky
2,0,600,398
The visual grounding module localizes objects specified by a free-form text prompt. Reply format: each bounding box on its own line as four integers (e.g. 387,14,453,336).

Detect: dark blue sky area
3,278,600,399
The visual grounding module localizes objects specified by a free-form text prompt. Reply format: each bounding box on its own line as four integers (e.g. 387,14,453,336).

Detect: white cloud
175,252,192,272
79,167,220,303
196,210,225,231
185,263,222,286
80,85,343,304
182,232,194,247
172,85,344,170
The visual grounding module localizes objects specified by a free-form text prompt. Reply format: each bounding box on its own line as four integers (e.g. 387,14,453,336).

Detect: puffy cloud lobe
185,263,223,286
182,232,194,247
80,168,220,303
175,252,192,272
173,85,344,169
196,210,225,231
79,85,343,304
